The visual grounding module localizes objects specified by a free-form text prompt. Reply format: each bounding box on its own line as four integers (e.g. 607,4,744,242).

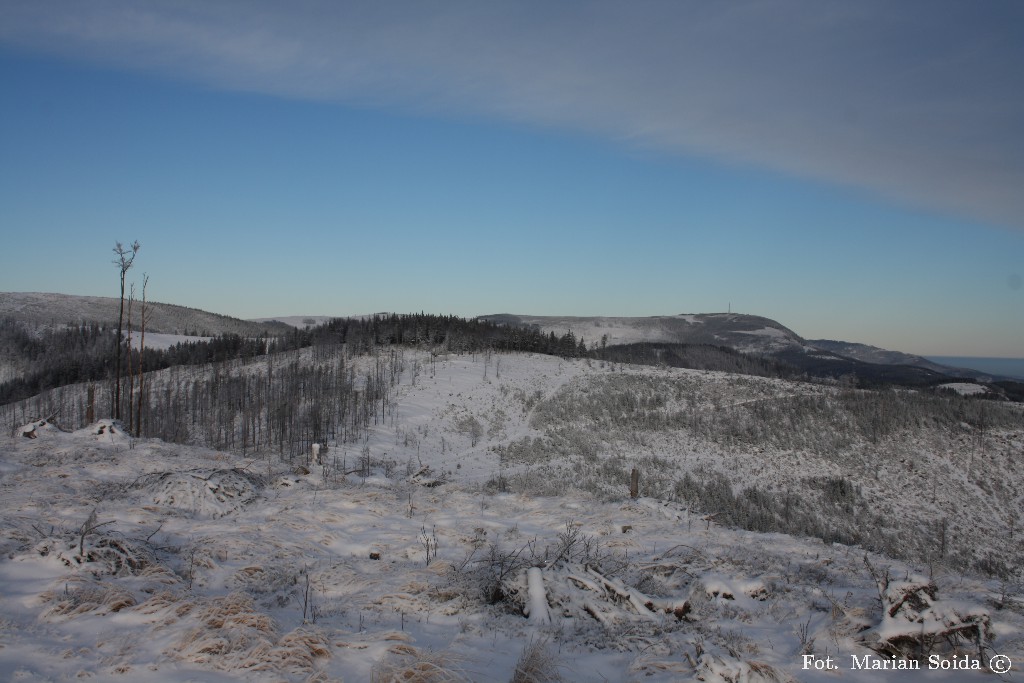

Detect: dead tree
112,240,140,420
135,274,149,437
126,283,135,431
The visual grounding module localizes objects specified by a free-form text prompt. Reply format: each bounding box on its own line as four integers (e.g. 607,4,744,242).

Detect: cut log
525,567,551,625
585,566,657,620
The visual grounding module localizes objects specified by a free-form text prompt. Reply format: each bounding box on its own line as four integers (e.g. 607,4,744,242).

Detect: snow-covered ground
3,419,1019,682
937,382,989,397
2,352,1022,681
250,316,338,329
126,332,214,350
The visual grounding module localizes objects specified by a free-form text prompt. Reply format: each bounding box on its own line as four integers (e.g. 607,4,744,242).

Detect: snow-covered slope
8,349,1022,569
3,412,1018,682
3,350,1022,680
480,313,1016,386
0,292,292,337
808,339,1011,382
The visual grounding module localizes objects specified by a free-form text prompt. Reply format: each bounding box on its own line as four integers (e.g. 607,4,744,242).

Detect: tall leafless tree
136,274,149,437
126,283,135,431
113,240,140,420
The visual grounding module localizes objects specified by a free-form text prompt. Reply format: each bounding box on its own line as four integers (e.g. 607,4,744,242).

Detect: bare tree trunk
112,241,139,420
136,275,148,438
126,284,134,432
115,278,124,419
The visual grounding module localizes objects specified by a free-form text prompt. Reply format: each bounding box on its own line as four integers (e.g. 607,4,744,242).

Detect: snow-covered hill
0,292,292,337
479,313,1017,388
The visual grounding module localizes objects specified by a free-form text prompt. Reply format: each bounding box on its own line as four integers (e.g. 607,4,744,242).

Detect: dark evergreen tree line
594,342,797,379
0,319,117,405
0,319,286,407
309,313,590,357
1,312,596,407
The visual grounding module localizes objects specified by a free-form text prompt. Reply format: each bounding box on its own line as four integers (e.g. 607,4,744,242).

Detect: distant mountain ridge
480,313,809,355
807,339,1017,382
8,295,1008,387
481,312,1009,385
0,292,292,337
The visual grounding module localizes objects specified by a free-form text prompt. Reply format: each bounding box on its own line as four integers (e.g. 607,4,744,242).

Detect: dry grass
371,644,469,683
172,592,277,669
509,638,563,683
303,672,344,683
170,594,334,677
747,660,793,682
135,590,184,616
255,627,332,674
43,578,137,618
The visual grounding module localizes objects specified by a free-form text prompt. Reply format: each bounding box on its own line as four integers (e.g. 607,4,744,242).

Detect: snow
1,353,1021,681
127,331,213,350
525,567,551,625
937,382,988,396
737,326,788,338
487,314,705,347
250,316,336,329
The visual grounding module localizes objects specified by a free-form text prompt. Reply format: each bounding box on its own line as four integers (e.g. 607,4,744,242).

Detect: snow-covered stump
863,574,993,660
525,567,551,625
311,443,321,466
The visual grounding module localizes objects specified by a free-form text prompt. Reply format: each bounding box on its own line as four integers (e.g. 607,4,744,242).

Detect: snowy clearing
937,383,989,396
2,418,1019,681
2,351,1022,681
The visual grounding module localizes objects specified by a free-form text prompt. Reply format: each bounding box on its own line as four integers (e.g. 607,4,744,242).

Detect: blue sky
1,1,1022,357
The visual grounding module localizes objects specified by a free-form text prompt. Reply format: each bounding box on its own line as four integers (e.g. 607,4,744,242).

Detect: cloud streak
3,0,1023,229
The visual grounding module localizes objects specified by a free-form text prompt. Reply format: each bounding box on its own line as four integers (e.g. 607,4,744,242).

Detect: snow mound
695,572,768,604
72,418,130,441
17,418,62,439
139,468,265,518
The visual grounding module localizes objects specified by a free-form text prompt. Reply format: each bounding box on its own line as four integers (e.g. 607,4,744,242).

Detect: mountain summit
480,313,806,356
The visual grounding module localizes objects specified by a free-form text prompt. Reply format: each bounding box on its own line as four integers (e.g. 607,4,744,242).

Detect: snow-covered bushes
136,467,265,518
448,541,532,607
32,521,157,578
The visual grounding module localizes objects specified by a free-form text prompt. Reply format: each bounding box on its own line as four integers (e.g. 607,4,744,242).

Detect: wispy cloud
3,0,1022,229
